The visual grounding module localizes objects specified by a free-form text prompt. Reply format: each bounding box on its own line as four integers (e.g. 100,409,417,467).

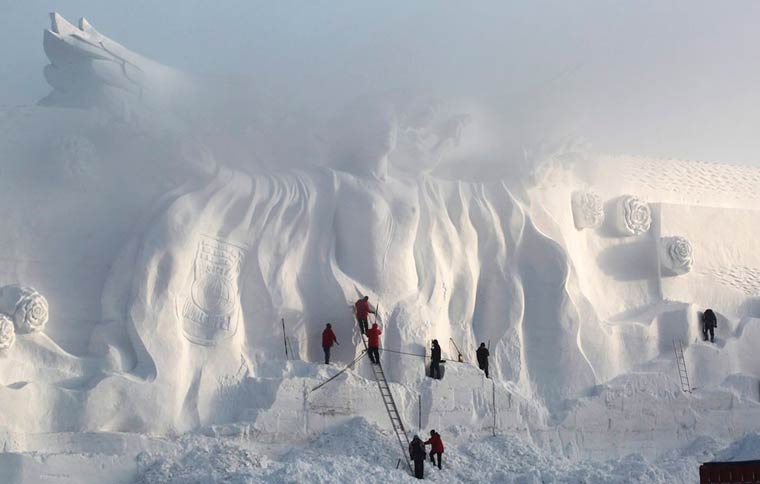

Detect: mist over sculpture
0,17,757,478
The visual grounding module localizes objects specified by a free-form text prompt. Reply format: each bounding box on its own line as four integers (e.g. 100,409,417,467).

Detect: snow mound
137,436,266,484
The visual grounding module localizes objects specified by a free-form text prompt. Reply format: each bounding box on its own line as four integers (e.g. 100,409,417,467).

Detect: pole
492,380,496,437
418,394,422,430
282,318,288,360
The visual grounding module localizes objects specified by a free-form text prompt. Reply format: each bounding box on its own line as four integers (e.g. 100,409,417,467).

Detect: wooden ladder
357,314,412,474
673,338,692,393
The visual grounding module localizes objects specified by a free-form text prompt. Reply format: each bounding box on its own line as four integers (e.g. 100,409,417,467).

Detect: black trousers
429,361,441,379
413,458,424,479
429,450,442,469
323,346,331,364
703,326,714,342
357,317,369,335
368,346,380,364
479,362,489,378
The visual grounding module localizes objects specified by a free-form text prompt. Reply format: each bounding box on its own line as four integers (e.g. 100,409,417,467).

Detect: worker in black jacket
703,309,717,343
409,434,426,479
476,342,490,378
429,340,442,380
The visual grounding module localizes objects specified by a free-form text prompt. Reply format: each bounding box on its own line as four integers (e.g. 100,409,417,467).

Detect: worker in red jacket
366,322,382,364
424,430,444,469
322,323,339,364
354,296,376,335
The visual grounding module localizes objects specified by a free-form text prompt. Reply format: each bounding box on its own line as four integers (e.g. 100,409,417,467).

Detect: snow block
0,315,15,350
659,236,694,276
613,195,651,236
571,190,604,230
0,286,49,334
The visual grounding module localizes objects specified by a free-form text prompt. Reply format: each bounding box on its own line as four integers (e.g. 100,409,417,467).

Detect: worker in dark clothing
703,309,717,343
322,323,338,364
355,296,376,335
476,342,490,378
424,430,444,470
409,434,426,479
366,323,382,364
429,339,442,379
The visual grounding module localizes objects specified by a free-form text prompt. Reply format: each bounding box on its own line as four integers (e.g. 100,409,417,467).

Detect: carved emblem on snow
614,195,651,236
571,190,604,230
49,135,97,183
4,287,50,334
659,236,694,275
0,315,15,350
179,238,244,346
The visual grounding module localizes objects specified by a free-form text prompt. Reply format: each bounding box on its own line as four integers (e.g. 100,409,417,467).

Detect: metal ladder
358,318,412,474
673,338,692,393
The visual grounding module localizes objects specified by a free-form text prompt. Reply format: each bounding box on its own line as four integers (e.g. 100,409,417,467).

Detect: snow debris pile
137,437,267,484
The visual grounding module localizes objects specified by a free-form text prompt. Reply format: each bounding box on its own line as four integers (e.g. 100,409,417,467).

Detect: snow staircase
673,338,692,393
359,328,412,474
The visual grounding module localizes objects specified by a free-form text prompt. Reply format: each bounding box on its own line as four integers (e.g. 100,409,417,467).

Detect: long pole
418,394,422,430
282,318,288,360
492,380,496,437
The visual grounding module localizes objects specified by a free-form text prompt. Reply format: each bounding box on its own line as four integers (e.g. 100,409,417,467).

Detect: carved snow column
0,286,49,334
0,315,15,350
659,236,694,275
614,195,651,236
571,190,604,230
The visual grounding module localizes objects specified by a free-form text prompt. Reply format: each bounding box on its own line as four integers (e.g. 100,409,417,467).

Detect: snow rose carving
0,315,15,350
615,195,651,236
660,236,694,275
571,190,604,230
14,289,49,333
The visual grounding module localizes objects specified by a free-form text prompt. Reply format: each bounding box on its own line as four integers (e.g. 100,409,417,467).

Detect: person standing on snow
424,429,444,470
366,322,382,364
409,434,427,479
476,342,490,378
322,323,338,364
429,339,442,379
702,309,717,343
355,296,376,335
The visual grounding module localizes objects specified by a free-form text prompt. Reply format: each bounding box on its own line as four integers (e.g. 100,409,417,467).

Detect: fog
3,0,760,167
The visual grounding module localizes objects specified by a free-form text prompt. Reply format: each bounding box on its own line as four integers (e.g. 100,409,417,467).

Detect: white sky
2,0,760,166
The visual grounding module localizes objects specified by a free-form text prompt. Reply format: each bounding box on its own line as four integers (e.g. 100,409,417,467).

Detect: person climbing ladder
366,322,382,364
355,296,376,335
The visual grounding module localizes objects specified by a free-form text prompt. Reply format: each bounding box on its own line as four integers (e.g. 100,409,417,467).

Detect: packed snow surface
0,12,758,483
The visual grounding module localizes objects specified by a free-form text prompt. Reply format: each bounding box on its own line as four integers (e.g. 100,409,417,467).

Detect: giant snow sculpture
0,12,757,445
